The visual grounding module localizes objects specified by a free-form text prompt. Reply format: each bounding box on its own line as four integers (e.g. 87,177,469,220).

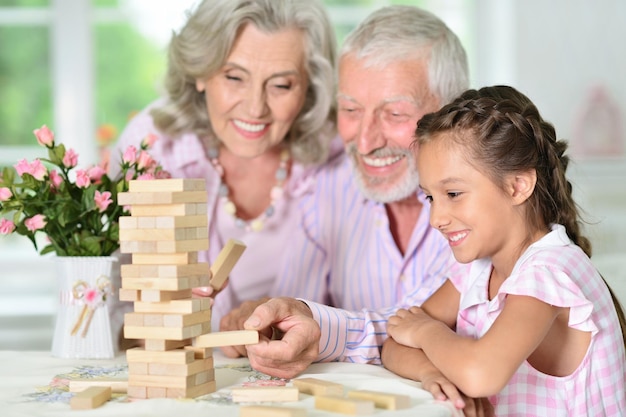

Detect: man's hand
219,297,270,358
242,297,321,379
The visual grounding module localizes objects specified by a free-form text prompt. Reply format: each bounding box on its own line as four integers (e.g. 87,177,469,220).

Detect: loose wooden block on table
118,190,207,206
231,386,300,403
314,395,375,415
69,378,128,394
240,405,307,417
194,330,259,348
128,178,206,193
210,239,247,290
292,377,344,396
70,386,112,410
347,390,411,410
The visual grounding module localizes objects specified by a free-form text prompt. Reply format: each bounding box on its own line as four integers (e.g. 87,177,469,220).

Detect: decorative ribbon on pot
70,275,112,338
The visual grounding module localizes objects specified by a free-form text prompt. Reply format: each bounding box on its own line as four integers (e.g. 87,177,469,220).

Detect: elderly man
223,4,469,379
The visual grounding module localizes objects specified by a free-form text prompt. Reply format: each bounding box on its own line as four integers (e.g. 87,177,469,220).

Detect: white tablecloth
0,350,459,417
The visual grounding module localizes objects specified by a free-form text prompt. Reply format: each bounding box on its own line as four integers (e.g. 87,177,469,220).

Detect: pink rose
75,170,91,188
94,190,112,212
87,166,106,184
14,159,31,177
29,160,48,181
48,170,63,190
136,173,155,181
155,170,172,179
122,146,137,165
141,133,157,148
0,187,12,201
24,214,46,232
0,218,15,234
33,125,55,147
63,149,79,168
83,288,99,306
136,151,154,170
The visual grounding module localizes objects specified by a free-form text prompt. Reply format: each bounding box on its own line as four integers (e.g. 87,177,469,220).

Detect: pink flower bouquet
0,125,170,256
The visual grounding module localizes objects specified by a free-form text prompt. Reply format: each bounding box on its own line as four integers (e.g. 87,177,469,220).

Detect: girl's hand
387,306,435,348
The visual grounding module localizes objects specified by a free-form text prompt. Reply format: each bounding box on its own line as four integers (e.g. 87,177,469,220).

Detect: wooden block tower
117,178,245,399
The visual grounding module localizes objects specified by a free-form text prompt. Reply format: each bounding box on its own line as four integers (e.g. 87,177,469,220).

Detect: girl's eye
424,195,433,203
448,192,462,199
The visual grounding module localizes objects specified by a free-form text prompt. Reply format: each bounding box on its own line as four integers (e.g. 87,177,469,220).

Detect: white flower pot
51,256,119,359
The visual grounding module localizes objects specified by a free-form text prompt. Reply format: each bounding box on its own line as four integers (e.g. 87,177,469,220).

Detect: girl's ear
510,169,537,206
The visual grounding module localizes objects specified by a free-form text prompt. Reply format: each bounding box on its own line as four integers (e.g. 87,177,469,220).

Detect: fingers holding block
70,386,112,410
240,405,307,416
210,239,246,290
194,330,259,348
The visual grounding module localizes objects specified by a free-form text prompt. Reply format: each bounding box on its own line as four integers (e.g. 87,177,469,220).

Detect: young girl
383,85,626,416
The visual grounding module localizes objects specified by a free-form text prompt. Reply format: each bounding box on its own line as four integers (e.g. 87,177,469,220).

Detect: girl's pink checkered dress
449,224,626,416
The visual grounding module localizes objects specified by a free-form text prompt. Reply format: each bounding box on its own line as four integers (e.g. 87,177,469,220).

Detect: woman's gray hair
151,0,337,164
340,5,469,105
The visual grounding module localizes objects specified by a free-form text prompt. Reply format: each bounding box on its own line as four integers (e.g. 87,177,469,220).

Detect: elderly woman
111,0,340,330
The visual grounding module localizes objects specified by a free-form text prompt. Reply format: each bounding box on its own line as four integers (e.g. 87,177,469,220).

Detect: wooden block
210,239,246,289
240,405,307,417
166,379,216,399
119,227,206,242
145,338,191,351
124,323,204,340
144,357,214,377
292,378,343,396
122,275,209,291
129,178,206,193
231,386,299,403
162,309,212,327
141,289,192,302
184,345,214,359
134,298,211,314
121,238,209,254
156,215,207,229
119,216,138,229
346,390,411,410
128,361,149,375
146,387,168,398
118,288,140,301
126,385,147,399
118,190,207,206
124,312,145,326
128,371,213,389
69,379,128,394
130,203,207,217
194,330,259,348
121,263,209,278
314,395,374,415
70,386,112,410
126,347,194,364
132,252,198,265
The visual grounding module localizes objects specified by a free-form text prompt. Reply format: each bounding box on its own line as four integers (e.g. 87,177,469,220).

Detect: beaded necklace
207,147,290,232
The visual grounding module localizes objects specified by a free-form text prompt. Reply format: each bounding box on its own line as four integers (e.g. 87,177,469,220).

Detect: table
0,350,460,417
